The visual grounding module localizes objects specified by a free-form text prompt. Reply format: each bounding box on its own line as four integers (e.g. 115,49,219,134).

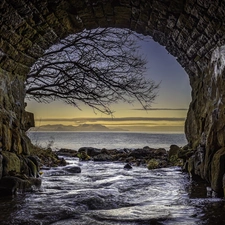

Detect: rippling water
1,132,225,224
0,158,225,225
27,131,187,150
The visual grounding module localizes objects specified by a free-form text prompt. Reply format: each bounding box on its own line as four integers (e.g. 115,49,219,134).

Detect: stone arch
1,0,225,195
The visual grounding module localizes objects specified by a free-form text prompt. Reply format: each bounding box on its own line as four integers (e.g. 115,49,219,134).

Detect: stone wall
0,68,40,193
0,69,31,154
185,45,225,196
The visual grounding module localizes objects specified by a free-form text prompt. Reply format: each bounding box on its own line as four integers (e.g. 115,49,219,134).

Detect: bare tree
26,28,159,115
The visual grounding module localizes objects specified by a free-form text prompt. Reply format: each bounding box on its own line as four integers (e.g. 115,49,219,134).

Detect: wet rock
26,158,38,178
124,163,132,169
168,145,182,166
29,145,66,167
188,155,195,177
129,148,152,158
64,166,81,173
56,148,78,157
78,147,101,157
0,176,42,196
211,148,225,196
77,151,91,161
28,156,40,171
128,147,167,161
147,159,160,170
93,153,113,161
168,145,181,159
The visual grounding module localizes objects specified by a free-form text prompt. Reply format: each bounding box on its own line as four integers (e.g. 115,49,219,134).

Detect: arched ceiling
0,0,225,78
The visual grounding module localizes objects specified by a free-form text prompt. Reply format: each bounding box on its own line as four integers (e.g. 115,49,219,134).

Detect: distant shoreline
28,130,185,134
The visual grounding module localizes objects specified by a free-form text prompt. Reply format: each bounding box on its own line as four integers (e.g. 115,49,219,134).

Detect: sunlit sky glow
26,36,191,132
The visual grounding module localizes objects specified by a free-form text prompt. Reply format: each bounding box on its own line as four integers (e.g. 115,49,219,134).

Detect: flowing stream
0,157,225,225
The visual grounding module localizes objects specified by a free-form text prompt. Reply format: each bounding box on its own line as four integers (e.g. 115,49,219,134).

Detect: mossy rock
147,159,160,170
29,144,67,167
1,151,21,176
169,155,183,166
77,151,91,161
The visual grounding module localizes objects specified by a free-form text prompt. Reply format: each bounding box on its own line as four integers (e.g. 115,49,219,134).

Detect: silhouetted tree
26,28,159,114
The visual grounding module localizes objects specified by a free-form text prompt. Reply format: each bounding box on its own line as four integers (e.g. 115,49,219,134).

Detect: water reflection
0,159,224,225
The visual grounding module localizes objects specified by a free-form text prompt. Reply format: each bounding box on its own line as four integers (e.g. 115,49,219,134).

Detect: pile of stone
56,144,183,169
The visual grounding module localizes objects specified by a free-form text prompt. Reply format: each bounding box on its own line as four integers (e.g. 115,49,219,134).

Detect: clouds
38,117,185,123
34,117,186,132
132,108,188,111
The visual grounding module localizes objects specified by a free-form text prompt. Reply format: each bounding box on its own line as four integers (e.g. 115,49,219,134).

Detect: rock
56,148,78,157
93,153,113,161
78,147,101,157
147,159,160,170
1,151,21,176
28,156,40,171
77,151,91,161
211,148,225,196
153,148,167,156
129,147,167,161
0,176,42,196
223,174,225,197
128,148,154,159
26,158,38,178
168,145,181,159
29,145,66,167
64,166,81,173
0,155,3,179
168,145,182,166
187,155,195,177
124,163,132,169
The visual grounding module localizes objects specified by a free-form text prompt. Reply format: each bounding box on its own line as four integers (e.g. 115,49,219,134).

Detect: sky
26,37,191,132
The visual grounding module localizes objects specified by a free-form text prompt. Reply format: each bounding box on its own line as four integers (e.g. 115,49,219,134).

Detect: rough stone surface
0,155,3,179
1,151,21,176
210,148,225,196
0,0,225,195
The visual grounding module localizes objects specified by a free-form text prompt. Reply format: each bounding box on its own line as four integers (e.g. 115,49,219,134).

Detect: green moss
169,155,183,166
77,151,91,161
147,159,160,170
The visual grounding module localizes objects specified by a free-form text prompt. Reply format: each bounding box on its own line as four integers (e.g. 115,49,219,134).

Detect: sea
27,131,188,151
1,131,225,225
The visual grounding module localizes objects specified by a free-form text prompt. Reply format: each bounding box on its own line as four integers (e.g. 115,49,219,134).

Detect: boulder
147,159,160,170
1,151,21,176
56,148,78,157
78,147,101,157
77,151,91,161
64,166,81,173
168,145,181,159
168,145,182,166
128,148,153,158
211,148,225,196
93,153,113,161
124,163,132,169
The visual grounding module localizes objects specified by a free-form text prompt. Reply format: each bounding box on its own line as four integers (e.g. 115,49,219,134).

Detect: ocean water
27,131,188,151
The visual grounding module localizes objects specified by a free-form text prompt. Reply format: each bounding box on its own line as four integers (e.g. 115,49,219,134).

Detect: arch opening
25,28,191,134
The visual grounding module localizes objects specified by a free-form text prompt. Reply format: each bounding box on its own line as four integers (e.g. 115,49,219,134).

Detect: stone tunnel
1,0,225,195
